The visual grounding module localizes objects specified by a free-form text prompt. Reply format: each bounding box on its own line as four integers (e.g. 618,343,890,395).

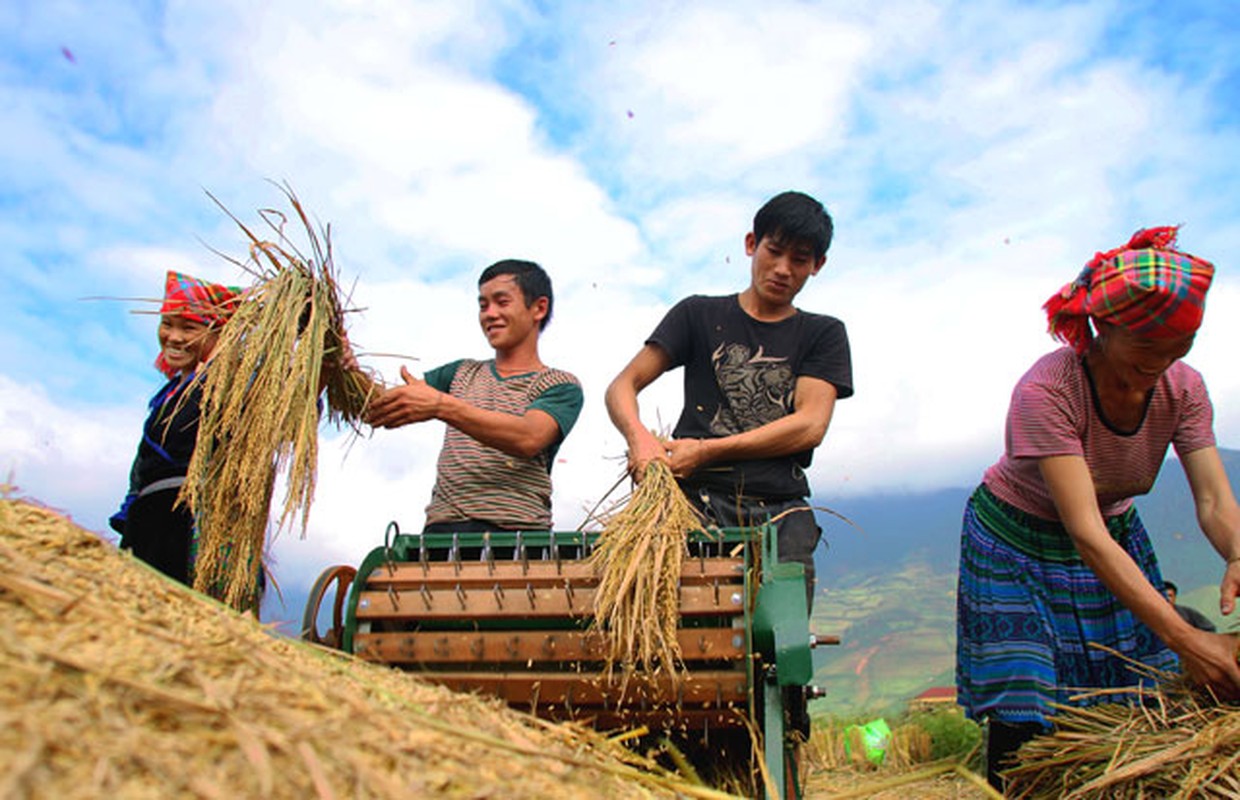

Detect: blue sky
4,0,1240,627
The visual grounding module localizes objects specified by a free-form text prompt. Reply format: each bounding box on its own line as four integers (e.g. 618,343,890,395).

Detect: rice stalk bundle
184,184,379,610
588,460,704,689
1004,673,1240,799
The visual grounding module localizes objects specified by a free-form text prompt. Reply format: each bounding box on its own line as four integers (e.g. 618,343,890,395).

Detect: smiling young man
366,260,583,532
605,191,853,608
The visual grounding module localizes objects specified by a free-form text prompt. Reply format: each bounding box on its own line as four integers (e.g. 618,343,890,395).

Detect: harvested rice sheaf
589,461,705,686
184,185,380,611
0,498,735,800
1004,676,1240,800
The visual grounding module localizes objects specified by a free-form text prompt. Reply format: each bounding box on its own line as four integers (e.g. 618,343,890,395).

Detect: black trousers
120,487,193,586
987,719,1044,791
682,486,822,611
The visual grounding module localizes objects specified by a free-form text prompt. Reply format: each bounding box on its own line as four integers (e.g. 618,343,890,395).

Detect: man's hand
666,437,709,478
626,429,669,479
364,365,444,429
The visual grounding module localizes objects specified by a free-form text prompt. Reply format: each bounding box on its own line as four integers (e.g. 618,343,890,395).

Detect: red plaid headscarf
1044,226,1214,354
155,270,242,376
160,270,241,325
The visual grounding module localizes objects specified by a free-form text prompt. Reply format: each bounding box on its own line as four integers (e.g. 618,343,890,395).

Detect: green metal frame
750,521,812,799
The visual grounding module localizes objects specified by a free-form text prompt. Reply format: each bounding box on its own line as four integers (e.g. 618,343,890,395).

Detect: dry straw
0,497,739,800
588,460,704,687
183,184,378,611
1004,652,1240,799
802,721,999,799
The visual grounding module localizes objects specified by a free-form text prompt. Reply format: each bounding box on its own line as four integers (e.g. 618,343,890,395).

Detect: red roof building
909,686,958,712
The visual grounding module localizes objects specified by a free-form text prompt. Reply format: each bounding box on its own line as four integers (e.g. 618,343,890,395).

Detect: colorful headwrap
155,270,242,376
1043,226,1214,354
161,270,242,326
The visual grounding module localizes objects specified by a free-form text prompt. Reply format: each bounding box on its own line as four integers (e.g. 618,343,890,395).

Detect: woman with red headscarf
955,227,1240,790
109,270,240,585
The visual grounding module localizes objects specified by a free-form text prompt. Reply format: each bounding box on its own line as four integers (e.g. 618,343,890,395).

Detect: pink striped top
983,347,1215,520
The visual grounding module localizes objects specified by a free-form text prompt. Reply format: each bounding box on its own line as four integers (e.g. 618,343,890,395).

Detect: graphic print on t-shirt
709,342,795,435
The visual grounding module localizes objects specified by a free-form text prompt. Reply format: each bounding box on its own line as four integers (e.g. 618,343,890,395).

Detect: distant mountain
806,447,1240,718
816,486,969,579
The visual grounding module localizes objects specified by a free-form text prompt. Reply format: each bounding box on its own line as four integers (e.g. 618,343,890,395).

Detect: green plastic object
844,718,891,766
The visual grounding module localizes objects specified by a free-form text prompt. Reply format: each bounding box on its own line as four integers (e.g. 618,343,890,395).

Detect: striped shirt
983,347,1215,520
424,359,582,529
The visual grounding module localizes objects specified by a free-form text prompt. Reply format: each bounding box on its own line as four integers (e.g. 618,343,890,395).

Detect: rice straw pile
588,460,704,686
0,497,738,800
184,185,379,611
1004,670,1240,799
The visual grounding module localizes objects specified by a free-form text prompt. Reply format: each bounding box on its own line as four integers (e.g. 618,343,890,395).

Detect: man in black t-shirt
605,190,853,610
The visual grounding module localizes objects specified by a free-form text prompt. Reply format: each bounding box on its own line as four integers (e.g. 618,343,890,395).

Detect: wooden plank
360,557,745,590
549,708,752,732
354,583,748,621
353,627,746,664
416,669,749,708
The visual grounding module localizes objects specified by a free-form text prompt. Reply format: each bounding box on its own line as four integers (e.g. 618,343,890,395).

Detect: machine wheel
300,565,357,649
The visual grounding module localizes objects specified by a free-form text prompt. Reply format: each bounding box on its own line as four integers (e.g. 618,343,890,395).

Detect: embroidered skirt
955,484,1176,726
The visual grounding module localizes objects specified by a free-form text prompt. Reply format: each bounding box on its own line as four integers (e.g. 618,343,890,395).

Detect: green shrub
914,709,982,762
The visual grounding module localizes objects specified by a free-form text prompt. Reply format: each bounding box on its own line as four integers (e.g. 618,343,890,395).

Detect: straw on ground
0,497,737,800
1004,658,1240,799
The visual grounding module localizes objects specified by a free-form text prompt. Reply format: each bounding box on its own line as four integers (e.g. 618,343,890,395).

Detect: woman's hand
318,332,360,394
336,336,360,373
1177,629,1240,700
1220,559,1240,616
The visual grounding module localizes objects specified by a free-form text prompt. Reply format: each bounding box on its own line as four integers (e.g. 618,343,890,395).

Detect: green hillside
810,562,957,718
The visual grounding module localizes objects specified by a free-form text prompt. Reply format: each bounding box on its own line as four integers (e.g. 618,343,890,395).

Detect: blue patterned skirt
956,484,1177,726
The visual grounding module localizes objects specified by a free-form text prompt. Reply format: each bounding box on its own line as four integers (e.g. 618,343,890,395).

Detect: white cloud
0,376,139,535
617,7,870,160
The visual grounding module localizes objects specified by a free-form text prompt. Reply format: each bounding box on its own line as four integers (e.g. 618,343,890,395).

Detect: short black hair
753,191,834,260
478,259,554,330
1163,580,1179,594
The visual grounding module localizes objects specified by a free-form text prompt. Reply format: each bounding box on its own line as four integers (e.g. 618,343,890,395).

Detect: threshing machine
302,522,838,798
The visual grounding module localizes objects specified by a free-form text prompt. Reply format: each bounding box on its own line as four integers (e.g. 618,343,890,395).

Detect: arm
604,344,673,475
1040,455,1240,696
665,375,837,478
366,365,561,459
1179,446,1240,615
